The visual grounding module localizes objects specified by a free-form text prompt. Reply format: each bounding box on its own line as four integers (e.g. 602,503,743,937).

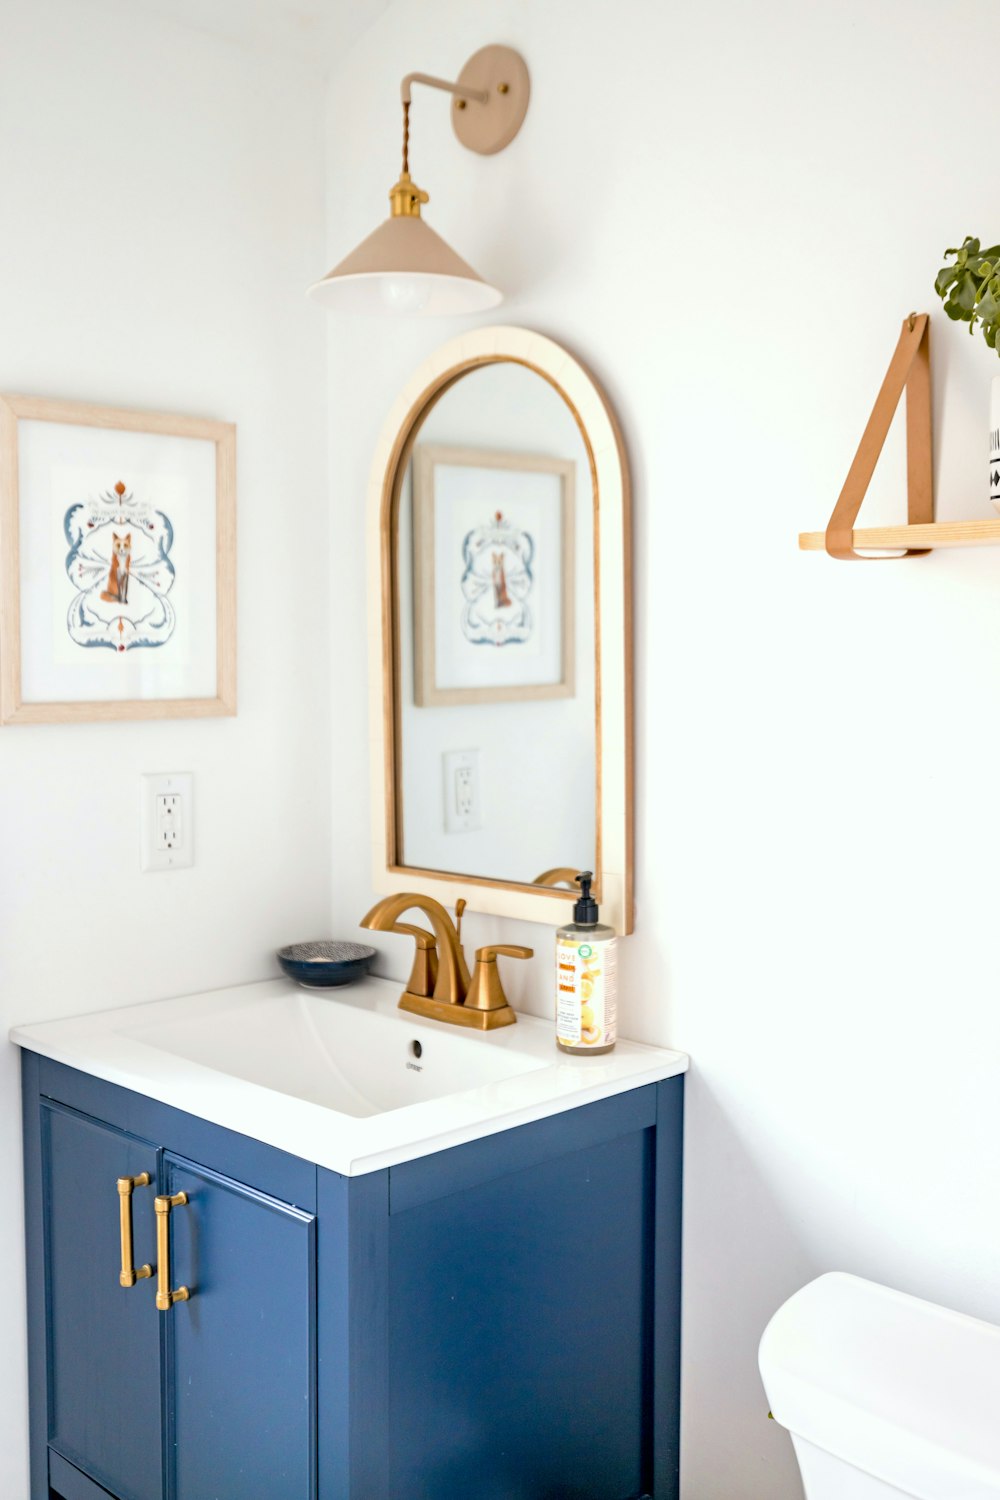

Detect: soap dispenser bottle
555,872,618,1055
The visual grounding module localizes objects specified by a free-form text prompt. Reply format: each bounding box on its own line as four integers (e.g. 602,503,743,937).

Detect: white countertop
10,975,688,1176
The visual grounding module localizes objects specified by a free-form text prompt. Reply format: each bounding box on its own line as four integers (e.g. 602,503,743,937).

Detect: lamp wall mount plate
451,45,530,155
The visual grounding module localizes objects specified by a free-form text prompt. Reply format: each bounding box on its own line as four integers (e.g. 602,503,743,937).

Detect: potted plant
934,236,1000,511
935,237,1000,349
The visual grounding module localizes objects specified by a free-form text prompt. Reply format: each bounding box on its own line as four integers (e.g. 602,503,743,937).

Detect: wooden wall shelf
803,314,1000,558
797,312,1000,561
799,518,1000,553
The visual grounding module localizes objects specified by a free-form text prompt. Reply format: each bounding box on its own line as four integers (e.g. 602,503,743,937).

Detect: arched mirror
367,327,633,933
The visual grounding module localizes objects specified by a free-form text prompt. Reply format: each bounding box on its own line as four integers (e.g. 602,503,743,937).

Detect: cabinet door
41,1102,162,1500
162,1155,316,1500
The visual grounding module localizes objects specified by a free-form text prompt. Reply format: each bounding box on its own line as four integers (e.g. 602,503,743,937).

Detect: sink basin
123,986,547,1118
10,975,687,1175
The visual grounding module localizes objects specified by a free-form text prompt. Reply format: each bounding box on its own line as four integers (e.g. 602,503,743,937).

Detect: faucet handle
464,944,534,1019
393,922,438,999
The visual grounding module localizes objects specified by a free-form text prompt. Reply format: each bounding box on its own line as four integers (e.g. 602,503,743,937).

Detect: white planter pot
990,376,1000,513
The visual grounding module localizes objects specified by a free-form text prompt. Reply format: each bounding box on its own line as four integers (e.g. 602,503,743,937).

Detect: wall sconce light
308,45,529,316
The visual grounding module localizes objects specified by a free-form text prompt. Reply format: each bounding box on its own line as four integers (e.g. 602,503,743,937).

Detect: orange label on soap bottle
555,938,618,1048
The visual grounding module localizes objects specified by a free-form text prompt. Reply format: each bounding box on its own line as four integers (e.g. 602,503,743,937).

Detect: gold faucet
360,893,532,1030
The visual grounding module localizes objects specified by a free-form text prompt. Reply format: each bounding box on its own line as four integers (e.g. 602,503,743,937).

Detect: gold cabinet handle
117,1172,153,1288
154,1192,190,1311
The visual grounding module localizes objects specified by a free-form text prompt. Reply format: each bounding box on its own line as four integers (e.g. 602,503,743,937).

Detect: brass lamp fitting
388,171,430,219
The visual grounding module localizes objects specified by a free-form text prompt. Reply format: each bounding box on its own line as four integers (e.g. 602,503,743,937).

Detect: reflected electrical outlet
443,749,482,833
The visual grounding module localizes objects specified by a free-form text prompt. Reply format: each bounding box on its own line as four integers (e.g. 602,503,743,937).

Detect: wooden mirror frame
367,326,634,933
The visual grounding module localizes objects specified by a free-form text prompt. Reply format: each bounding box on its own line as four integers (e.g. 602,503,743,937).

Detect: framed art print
0,396,236,724
411,444,575,707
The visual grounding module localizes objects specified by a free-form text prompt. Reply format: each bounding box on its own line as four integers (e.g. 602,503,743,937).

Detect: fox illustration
100,532,132,605
491,551,513,609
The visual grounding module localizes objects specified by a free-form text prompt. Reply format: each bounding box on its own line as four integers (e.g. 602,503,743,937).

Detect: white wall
325,3,1000,1496
0,3,328,1494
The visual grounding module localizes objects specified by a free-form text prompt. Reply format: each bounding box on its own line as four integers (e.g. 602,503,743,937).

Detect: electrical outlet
443,750,482,833
455,766,474,818
141,773,193,872
156,793,182,850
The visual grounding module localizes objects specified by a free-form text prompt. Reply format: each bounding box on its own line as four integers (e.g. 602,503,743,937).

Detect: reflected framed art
410,443,575,707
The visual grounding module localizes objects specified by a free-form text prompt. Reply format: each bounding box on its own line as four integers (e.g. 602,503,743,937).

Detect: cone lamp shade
308,211,502,316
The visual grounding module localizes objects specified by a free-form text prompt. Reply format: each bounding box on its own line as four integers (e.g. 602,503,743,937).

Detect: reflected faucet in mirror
360,893,532,1029
533,867,582,889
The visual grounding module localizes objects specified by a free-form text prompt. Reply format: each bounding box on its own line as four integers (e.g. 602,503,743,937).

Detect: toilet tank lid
759,1273,1000,1500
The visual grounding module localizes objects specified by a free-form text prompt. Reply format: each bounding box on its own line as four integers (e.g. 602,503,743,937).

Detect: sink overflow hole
410,1039,423,1060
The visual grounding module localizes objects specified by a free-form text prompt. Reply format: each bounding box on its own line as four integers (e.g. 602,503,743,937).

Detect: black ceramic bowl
277,941,377,989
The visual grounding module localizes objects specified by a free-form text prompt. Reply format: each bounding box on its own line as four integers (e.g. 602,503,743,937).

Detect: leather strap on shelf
825,313,933,560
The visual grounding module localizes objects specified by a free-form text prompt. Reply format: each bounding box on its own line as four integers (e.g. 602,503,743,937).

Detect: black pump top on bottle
573,871,599,925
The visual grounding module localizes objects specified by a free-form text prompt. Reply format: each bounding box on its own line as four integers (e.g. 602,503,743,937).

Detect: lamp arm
400,72,488,107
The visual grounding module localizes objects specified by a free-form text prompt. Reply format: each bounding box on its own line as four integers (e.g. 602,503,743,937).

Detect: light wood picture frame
411,443,576,707
0,395,236,724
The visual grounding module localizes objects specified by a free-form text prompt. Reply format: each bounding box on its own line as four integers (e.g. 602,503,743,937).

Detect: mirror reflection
394,361,596,888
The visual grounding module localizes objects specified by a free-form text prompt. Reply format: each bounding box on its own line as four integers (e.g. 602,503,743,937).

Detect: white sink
10,975,687,1175
123,986,547,1118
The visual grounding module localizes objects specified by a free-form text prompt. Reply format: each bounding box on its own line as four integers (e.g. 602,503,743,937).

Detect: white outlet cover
141,772,193,872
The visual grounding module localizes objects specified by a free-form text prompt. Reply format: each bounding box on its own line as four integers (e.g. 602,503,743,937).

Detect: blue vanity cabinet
22,1052,683,1500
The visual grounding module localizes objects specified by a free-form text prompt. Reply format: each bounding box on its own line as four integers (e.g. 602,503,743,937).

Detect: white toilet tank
759,1272,1000,1500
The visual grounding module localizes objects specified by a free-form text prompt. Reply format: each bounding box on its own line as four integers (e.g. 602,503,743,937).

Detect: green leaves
934,236,1000,355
